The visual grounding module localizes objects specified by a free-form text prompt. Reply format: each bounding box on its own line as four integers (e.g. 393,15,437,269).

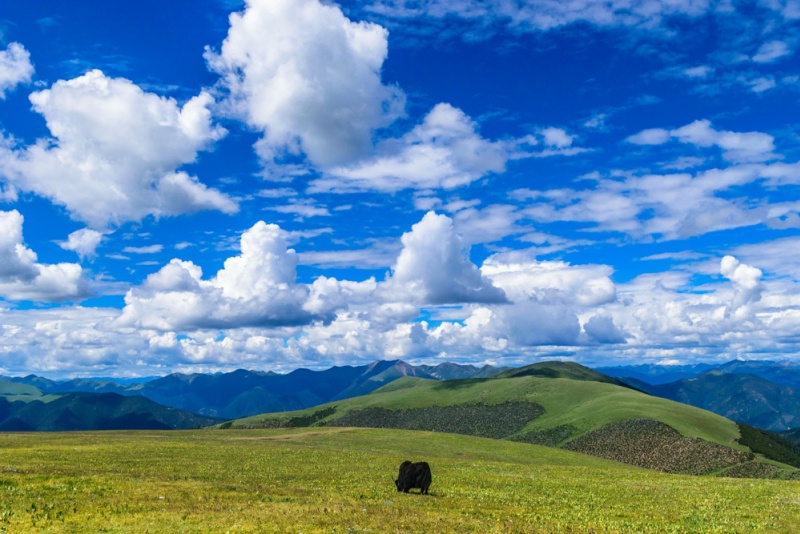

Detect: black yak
394,460,432,494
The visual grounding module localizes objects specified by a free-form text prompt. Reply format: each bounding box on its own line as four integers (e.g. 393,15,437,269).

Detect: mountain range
1,360,507,423
601,361,800,432
5,358,800,440
0,384,218,431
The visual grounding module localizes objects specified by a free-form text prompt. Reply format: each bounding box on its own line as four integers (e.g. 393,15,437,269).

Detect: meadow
1,428,799,532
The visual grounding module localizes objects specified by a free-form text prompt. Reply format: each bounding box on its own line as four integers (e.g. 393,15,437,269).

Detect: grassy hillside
496,361,631,389
0,379,46,402
0,428,798,532
231,373,742,448
224,367,800,476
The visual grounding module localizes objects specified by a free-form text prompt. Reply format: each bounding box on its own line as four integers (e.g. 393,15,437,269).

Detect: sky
0,0,799,378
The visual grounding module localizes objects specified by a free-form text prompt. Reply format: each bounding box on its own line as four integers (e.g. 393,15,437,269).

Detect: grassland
1,428,799,533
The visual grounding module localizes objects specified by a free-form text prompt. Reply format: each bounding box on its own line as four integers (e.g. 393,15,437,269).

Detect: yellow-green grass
231,375,743,449
1,428,799,533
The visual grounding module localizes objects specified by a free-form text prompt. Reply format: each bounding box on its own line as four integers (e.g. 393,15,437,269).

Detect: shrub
736,423,800,468
564,419,752,475
325,401,544,439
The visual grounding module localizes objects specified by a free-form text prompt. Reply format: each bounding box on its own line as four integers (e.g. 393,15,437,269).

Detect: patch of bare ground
564,418,752,475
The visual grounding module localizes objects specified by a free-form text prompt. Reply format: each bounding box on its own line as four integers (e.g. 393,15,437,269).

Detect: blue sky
0,0,799,378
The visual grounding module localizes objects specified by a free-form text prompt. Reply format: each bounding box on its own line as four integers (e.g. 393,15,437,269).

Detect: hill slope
223,362,795,477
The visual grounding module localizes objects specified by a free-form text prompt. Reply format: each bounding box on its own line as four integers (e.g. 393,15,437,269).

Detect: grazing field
1,428,799,532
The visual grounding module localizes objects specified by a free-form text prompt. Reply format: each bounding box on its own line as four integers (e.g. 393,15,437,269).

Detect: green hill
0,379,46,401
496,360,632,389
222,362,798,478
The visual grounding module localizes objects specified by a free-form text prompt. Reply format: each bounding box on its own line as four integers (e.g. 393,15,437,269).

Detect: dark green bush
564,419,752,475
325,401,544,439
736,423,800,468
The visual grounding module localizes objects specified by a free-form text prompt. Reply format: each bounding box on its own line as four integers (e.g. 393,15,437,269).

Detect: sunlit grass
0,428,798,532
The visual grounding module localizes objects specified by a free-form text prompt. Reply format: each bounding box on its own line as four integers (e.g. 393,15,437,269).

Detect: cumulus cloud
0,42,34,98
206,0,404,168
627,119,777,163
0,210,89,302
120,222,315,330
59,228,104,260
0,69,236,228
495,302,583,346
386,211,507,304
583,311,627,344
311,105,586,192
312,103,508,192
720,255,763,319
482,251,617,307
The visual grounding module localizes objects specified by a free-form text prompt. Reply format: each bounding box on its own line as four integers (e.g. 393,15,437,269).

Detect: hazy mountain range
4,358,800,437
1,360,507,423
601,360,800,432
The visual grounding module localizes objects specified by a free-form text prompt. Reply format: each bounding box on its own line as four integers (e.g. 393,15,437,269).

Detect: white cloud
683,65,713,78
385,211,507,304
481,251,617,307
367,0,713,31
0,210,88,302
268,199,331,218
206,0,404,169
741,75,777,93
518,162,800,240
120,222,313,330
752,40,792,63
720,255,763,319
540,127,573,148
673,120,776,162
627,119,777,163
59,228,104,260
313,103,508,192
122,245,164,254
0,42,33,98
626,128,671,145
0,70,236,228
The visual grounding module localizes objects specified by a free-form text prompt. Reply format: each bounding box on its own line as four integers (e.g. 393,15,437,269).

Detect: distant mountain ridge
7,358,800,435
623,370,800,431
0,386,218,431
598,359,800,388
2,360,509,420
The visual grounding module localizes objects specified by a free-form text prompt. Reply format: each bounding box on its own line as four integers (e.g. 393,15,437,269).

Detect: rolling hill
221,362,799,478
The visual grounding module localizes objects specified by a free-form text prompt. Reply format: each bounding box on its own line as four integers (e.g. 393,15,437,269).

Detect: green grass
0,428,799,532
231,375,743,450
